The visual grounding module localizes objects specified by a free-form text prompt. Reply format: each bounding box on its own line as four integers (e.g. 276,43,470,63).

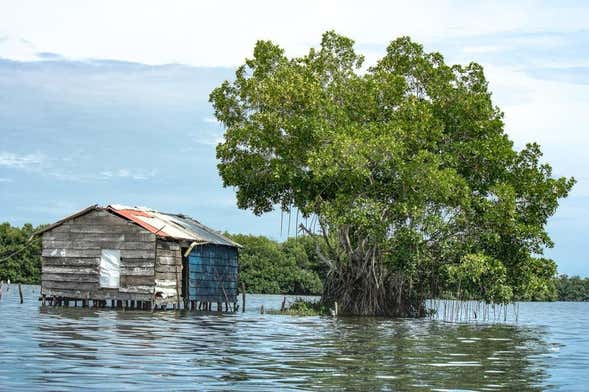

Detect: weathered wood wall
41,209,156,301
154,239,183,306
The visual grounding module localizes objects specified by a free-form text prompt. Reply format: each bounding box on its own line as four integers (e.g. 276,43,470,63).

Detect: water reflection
0,286,576,390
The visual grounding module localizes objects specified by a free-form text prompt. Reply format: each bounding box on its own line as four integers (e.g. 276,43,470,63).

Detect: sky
0,1,587,275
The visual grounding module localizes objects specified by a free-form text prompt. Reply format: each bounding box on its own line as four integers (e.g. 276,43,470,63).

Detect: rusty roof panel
108,204,241,247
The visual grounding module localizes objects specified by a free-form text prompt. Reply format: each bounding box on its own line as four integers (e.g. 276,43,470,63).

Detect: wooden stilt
18,284,23,304
241,282,246,313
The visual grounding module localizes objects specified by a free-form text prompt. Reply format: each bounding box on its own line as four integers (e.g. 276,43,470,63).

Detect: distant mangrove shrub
0,222,43,284
554,275,589,301
226,234,324,295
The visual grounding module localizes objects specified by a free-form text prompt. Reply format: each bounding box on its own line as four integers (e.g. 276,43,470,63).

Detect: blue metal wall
188,244,238,303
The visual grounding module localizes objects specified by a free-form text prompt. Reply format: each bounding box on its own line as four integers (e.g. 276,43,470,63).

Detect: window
100,249,121,288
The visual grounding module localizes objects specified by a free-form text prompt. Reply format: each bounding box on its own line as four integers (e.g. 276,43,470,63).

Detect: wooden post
18,284,23,304
0,282,3,301
260,305,264,314
281,296,287,312
241,282,246,313
334,301,338,317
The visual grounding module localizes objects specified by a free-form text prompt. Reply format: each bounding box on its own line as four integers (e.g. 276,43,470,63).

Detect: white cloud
1,1,588,67
99,168,157,181
0,152,45,168
0,177,13,183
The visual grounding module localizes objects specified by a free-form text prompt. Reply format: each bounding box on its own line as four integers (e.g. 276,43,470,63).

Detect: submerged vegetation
211,31,575,316
267,298,331,316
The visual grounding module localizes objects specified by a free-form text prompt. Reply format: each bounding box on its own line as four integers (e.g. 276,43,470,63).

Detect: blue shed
187,244,239,304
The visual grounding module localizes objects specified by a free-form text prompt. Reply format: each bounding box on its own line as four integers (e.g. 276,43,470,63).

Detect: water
1,285,588,391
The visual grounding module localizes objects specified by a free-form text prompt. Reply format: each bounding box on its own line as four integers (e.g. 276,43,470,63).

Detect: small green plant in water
268,298,331,316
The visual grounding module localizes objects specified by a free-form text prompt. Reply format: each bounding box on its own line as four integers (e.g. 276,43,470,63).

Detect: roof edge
33,204,101,236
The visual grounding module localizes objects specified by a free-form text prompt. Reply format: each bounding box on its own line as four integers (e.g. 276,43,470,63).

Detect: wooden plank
155,256,181,266
42,257,99,267
43,266,99,274
155,279,177,288
155,265,181,273
42,280,99,291
154,272,180,280
121,259,155,268
121,276,154,287
43,248,153,259
71,211,130,226
155,249,181,257
42,240,155,250
121,250,154,259
120,267,154,276
42,273,97,282
157,241,180,251
43,232,155,242
118,286,154,294
42,248,101,257
51,224,146,234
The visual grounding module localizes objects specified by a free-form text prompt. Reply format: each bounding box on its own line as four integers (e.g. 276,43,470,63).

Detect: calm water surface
0,285,588,391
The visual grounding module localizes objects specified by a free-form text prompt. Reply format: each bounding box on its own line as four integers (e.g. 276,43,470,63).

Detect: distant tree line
554,275,589,301
0,222,43,284
0,222,585,300
224,233,325,295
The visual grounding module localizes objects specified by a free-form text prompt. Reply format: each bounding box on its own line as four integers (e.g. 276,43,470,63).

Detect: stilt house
35,204,241,310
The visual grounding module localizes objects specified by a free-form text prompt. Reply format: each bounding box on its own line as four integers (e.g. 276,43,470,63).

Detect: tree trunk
320,233,425,317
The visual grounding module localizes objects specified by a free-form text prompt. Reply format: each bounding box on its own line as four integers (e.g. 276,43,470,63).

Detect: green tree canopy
210,32,574,316
227,233,322,295
0,222,43,284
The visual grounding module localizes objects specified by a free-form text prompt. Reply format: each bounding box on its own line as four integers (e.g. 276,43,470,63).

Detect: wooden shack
35,204,241,311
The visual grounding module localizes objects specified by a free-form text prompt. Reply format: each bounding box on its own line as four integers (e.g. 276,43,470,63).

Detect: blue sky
0,1,587,275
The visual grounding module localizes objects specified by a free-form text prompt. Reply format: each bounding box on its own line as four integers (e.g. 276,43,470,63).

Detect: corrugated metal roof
35,204,241,248
107,205,241,248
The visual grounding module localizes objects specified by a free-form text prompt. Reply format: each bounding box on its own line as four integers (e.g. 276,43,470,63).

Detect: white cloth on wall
100,249,121,288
